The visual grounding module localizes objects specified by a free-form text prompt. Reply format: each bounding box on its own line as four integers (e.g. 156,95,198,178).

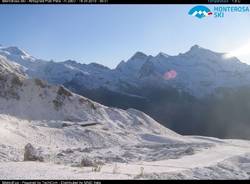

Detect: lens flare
163,70,177,80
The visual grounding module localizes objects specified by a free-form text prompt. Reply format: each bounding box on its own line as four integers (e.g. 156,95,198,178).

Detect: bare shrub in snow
139,167,144,176
92,165,102,172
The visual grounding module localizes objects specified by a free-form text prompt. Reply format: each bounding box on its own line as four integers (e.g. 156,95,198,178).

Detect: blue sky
0,5,250,68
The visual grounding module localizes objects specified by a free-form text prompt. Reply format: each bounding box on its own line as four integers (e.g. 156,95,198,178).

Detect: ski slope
0,138,250,179
0,114,250,179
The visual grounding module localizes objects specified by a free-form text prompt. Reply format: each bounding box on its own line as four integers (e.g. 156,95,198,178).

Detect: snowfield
0,114,250,179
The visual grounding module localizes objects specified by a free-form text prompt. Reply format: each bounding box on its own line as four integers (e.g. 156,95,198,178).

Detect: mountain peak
185,45,220,57
131,51,148,60
88,62,110,70
187,45,226,58
116,60,126,69
63,60,78,65
156,52,169,58
2,46,29,57
0,56,26,77
190,44,203,51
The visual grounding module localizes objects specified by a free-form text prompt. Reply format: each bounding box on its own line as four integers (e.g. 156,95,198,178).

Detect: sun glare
224,41,250,60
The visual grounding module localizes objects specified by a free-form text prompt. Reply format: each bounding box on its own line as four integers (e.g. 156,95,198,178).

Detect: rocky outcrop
24,143,44,162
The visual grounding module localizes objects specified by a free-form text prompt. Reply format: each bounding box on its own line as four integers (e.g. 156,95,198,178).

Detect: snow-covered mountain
0,56,193,165
113,45,250,96
0,55,185,160
0,55,25,77
1,44,250,97
0,56,172,134
1,56,250,179
2,44,250,139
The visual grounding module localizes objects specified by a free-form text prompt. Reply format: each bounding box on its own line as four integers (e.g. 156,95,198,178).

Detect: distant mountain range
3,53,250,180
1,44,250,139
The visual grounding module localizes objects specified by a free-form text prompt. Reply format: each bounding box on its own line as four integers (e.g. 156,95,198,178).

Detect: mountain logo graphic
188,6,213,19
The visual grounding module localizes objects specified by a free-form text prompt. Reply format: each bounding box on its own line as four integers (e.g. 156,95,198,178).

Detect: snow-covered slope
1,55,250,180
0,55,25,77
0,56,187,162
0,46,40,72
0,56,175,134
0,57,201,178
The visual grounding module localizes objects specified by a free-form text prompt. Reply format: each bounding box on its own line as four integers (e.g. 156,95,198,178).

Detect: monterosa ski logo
188,6,213,19
189,5,250,19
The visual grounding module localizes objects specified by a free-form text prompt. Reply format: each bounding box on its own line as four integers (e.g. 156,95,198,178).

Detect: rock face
24,143,44,162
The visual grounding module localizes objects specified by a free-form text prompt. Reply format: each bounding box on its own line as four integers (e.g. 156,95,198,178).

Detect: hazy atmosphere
0,5,250,68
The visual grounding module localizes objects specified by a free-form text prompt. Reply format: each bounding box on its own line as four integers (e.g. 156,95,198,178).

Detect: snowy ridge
1,46,250,179
1,44,250,97
0,55,25,77
0,59,175,137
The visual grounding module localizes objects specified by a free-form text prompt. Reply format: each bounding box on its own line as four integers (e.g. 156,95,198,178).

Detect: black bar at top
0,0,250,4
